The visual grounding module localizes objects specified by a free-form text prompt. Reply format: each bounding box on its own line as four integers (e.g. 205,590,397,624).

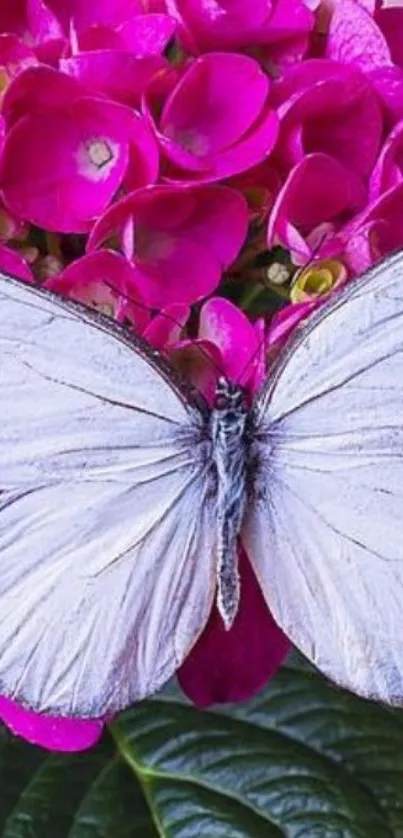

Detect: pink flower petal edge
0,696,104,752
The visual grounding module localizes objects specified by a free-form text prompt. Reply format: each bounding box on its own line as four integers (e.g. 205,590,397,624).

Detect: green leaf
2,656,403,837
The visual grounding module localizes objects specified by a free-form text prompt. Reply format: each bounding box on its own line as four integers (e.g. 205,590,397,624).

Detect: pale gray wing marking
0,275,216,716
243,252,403,704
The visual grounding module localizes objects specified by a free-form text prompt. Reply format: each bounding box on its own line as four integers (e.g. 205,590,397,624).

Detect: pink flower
272,58,383,179
340,181,403,274
266,258,348,357
0,697,104,751
60,50,167,110
45,0,146,35
166,0,315,61
179,545,290,706
75,13,176,56
0,35,38,97
369,118,403,200
325,0,403,124
87,184,248,307
267,152,366,263
176,296,289,705
0,241,34,280
45,249,150,332
169,296,265,402
144,52,279,182
325,0,391,74
0,67,157,231
0,0,66,62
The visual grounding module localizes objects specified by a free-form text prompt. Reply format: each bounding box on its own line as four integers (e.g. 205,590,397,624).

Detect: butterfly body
210,378,250,629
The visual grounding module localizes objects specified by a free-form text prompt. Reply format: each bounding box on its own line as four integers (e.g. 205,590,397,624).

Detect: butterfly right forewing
242,251,403,704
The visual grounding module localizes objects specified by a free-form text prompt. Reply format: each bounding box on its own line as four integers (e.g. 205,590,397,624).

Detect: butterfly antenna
234,233,331,388
105,281,227,379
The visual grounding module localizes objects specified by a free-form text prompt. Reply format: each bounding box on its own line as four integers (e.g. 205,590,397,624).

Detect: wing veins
269,346,403,429
16,356,181,425
271,471,396,563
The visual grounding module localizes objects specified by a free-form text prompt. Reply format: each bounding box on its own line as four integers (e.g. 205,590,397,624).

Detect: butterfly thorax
210,377,249,630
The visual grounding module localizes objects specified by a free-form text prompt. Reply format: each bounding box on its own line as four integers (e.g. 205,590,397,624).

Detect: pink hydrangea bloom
74,13,176,55
340,181,403,274
144,52,279,182
87,184,249,307
60,50,169,109
0,67,158,231
272,59,383,179
267,152,366,263
0,34,38,95
0,0,66,62
45,0,146,35
325,0,403,125
166,0,315,62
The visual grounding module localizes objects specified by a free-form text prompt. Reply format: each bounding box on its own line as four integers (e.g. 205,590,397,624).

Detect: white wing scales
244,252,403,704
0,276,215,717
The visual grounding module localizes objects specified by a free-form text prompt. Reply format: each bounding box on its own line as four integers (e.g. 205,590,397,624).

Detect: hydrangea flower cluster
0,0,402,752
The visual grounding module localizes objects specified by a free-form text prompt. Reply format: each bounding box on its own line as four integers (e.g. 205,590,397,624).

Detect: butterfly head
213,377,248,413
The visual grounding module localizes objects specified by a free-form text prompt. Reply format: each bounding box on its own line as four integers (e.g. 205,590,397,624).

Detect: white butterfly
1,250,403,718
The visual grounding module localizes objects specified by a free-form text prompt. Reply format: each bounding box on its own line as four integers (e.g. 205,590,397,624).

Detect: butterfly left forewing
0,275,216,717
242,251,403,704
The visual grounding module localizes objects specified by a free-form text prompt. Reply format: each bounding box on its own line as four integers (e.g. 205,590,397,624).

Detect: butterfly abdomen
210,378,250,630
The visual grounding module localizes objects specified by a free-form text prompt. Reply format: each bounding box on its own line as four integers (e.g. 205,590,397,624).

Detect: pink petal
0,243,34,281
1,97,132,232
0,696,104,752
0,0,27,35
369,118,403,200
2,66,83,129
143,303,190,348
178,545,290,706
117,14,176,55
166,0,272,52
160,53,270,158
326,0,391,72
124,111,160,191
263,0,315,40
88,185,248,306
126,239,222,307
369,65,403,126
46,0,144,33
199,297,260,390
343,181,403,272
175,185,248,267
164,107,279,183
376,6,403,69
27,0,65,49
60,51,168,109
274,59,383,178
46,249,150,331
170,337,222,403
0,34,38,86
267,153,366,262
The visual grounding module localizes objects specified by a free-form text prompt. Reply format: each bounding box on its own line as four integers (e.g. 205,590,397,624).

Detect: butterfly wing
242,251,403,704
0,275,216,717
